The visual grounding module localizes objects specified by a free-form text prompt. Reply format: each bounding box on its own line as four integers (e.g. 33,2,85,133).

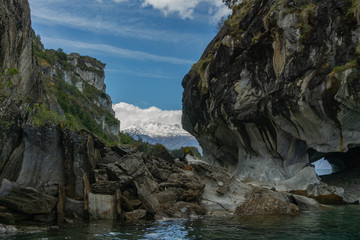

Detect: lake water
2,205,360,240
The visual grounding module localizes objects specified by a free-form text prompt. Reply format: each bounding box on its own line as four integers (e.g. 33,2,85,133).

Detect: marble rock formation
182,0,360,202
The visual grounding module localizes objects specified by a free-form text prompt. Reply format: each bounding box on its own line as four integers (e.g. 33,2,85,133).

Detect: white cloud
141,0,231,20
142,0,198,19
30,4,206,43
41,37,194,65
113,102,182,129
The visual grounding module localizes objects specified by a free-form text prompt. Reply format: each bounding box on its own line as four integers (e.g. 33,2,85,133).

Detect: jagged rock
135,182,160,214
154,144,175,163
191,161,251,216
101,151,121,164
102,163,132,185
182,0,360,195
111,145,136,157
135,176,158,194
0,187,58,215
235,188,299,216
124,209,147,221
117,153,148,177
144,157,174,182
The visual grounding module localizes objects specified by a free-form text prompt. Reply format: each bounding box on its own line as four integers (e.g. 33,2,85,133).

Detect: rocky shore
0,128,319,226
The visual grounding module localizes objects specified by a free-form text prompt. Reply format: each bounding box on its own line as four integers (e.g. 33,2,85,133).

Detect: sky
28,0,231,111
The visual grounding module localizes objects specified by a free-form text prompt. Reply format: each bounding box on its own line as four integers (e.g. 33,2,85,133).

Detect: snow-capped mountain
123,122,201,151
124,122,190,138
113,102,201,151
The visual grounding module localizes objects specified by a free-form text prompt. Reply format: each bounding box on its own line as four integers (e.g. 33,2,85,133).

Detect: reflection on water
2,205,360,240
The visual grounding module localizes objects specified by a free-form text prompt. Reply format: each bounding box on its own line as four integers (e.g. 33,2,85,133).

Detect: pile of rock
0,137,322,226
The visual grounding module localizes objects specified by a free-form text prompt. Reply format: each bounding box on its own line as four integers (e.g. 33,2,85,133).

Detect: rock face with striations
182,0,360,202
0,0,324,225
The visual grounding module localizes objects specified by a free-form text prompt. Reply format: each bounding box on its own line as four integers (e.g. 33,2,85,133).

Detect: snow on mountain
123,122,190,138
123,122,201,151
113,102,201,151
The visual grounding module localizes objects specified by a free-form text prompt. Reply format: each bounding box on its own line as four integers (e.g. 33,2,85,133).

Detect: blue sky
29,0,230,110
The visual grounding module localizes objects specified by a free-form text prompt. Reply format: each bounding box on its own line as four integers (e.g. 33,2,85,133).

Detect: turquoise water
2,205,360,239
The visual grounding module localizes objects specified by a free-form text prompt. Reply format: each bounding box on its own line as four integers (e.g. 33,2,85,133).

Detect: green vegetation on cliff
32,38,120,145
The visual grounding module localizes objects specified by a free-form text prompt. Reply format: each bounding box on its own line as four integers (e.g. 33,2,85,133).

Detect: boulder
124,209,147,221
235,188,299,216
154,144,174,163
135,182,159,214
0,187,57,215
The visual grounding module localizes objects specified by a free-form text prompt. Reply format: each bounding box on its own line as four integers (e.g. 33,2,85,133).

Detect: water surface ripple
2,205,360,240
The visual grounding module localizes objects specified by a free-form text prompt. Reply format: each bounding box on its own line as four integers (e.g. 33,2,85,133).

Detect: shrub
32,103,64,126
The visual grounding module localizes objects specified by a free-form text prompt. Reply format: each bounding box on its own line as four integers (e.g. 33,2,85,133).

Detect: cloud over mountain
113,102,183,130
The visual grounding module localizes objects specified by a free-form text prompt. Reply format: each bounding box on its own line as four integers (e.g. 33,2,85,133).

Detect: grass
32,103,65,127
327,59,357,78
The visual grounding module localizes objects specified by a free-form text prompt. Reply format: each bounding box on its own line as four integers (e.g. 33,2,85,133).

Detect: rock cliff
0,0,327,226
182,0,360,202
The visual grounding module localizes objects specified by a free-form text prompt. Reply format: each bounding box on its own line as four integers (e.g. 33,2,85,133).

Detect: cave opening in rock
309,147,360,176
312,158,332,176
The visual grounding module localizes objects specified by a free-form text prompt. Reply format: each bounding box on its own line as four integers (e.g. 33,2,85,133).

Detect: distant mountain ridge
123,122,201,151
